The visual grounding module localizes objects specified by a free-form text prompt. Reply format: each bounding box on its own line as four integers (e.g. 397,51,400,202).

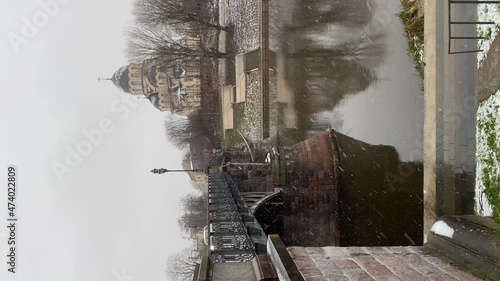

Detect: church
109,58,202,116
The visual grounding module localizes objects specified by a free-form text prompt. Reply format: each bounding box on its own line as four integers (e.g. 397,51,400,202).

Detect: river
268,0,426,246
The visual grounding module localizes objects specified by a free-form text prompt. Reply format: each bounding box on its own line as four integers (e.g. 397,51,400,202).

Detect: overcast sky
0,1,195,280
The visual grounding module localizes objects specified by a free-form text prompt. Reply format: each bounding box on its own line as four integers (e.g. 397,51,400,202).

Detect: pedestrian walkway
424,0,477,241
288,246,482,281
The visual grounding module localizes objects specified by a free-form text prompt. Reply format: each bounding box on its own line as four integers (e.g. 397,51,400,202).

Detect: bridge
206,172,282,263
194,131,493,280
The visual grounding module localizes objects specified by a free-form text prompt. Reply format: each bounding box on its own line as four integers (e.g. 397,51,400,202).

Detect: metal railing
448,0,500,54
206,172,269,263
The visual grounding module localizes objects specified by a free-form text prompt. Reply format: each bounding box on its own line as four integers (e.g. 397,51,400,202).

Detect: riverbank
399,0,425,79
477,3,500,66
476,5,500,223
476,91,500,222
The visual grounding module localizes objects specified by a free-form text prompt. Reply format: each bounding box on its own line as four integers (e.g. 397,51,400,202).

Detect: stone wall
227,0,261,53
226,160,273,193
268,70,278,137
241,70,263,141
237,176,274,193
280,131,340,246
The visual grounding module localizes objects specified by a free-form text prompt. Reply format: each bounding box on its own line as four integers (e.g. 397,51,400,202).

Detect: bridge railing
207,173,255,263
206,172,269,263
448,0,499,54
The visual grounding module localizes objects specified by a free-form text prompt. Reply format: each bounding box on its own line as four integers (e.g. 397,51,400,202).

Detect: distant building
182,153,208,191
108,38,202,116
190,227,207,255
188,172,208,191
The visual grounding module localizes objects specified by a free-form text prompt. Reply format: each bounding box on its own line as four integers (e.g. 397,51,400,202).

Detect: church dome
111,65,131,93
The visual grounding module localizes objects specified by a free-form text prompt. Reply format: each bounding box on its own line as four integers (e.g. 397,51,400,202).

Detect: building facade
110,43,202,116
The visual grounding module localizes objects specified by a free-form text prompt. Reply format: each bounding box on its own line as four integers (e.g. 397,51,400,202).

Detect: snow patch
477,3,500,67
475,90,500,217
431,221,455,238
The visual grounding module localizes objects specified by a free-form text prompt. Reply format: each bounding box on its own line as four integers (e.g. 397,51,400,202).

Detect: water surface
269,0,425,246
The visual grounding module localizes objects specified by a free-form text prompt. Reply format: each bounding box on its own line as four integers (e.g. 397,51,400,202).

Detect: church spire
97,77,112,82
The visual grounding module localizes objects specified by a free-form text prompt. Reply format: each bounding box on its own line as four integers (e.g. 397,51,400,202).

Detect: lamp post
150,168,205,174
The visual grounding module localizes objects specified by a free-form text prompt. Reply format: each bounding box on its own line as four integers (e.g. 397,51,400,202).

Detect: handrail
448,0,499,54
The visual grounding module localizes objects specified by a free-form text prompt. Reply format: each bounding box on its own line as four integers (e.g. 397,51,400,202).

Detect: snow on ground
477,4,500,66
475,4,500,218
430,221,455,238
475,90,500,217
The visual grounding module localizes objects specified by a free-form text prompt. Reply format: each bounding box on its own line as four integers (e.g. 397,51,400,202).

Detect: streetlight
150,168,205,174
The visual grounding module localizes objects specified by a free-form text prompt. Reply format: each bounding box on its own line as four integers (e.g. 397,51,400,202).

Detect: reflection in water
283,23,385,116
288,55,378,115
275,131,423,247
286,0,374,29
273,0,423,155
334,131,423,246
268,0,426,246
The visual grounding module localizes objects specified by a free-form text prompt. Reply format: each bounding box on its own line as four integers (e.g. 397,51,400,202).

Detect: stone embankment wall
280,131,340,246
279,130,424,247
227,0,261,53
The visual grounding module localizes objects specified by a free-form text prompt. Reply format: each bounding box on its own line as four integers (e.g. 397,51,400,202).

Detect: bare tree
178,212,207,231
125,24,230,64
178,191,207,233
133,0,228,32
164,116,192,149
164,113,215,150
181,192,207,212
165,248,198,281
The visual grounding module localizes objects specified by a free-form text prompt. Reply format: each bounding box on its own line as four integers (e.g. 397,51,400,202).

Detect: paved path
424,0,478,240
441,0,477,216
288,246,483,280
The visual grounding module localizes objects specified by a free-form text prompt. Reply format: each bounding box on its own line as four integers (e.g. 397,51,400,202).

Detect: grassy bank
477,4,500,66
398,0,425,79
476,91,500,223
271,148,286,186
222,102,245,148
476,5,500,223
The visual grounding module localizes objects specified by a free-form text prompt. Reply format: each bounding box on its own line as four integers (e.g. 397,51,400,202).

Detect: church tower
105,59,202,116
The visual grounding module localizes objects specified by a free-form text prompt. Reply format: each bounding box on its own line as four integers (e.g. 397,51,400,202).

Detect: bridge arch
240,190,284,236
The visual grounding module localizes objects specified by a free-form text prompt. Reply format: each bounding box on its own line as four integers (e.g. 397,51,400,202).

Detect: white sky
0,1,194,280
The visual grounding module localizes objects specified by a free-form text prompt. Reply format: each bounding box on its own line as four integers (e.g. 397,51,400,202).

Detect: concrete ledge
427,216,500,280
252,254,279,281
193,256,210,281
266,235,305,281
423,0,444,242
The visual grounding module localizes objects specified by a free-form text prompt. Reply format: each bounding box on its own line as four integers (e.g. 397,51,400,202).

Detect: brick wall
224,147,274,192
279,130,424,247
280,131,340,246
237,176,274,193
